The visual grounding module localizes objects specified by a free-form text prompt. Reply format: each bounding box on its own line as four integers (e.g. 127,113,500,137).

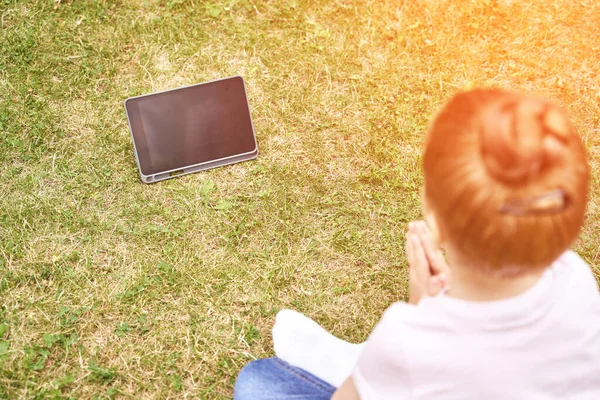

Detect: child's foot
272,309,365,387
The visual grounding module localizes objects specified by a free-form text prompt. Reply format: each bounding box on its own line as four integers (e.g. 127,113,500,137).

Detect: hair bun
479,95,571,185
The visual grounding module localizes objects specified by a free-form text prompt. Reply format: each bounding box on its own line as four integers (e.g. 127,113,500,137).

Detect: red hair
423,89,590,276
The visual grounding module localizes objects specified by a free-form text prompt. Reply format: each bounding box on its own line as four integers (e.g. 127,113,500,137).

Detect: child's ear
422,194,444,247
425,212,443,247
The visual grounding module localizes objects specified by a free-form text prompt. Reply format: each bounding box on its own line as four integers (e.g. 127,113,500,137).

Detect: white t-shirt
353,251,600,400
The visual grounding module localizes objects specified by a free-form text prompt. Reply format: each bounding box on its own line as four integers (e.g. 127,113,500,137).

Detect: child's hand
406,220,450,305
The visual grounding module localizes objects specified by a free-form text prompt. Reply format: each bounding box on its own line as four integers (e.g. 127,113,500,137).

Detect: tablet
124,76,258,183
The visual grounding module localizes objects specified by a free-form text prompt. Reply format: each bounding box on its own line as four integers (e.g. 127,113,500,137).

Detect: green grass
1,0,599,397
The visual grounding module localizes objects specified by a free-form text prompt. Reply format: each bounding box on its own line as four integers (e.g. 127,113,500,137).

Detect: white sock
272,309,365,387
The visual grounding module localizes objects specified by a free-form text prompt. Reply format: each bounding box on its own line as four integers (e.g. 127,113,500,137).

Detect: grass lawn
1,0,599,398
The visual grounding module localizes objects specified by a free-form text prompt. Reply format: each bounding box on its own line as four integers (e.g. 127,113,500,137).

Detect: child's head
422,89,590,277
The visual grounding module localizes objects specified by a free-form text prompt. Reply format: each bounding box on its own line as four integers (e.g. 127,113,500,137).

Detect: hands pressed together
406,221,450,305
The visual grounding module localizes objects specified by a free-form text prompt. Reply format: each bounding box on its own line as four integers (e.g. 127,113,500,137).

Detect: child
234,89,600,399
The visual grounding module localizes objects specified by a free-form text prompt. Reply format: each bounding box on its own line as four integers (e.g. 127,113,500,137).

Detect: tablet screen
125,76,257,176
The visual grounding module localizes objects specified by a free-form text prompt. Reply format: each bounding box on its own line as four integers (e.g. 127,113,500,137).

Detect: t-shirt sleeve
352,303,414,400
562,250,600,294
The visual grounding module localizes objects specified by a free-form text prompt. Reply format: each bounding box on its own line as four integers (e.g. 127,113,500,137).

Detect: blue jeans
234,357,337,400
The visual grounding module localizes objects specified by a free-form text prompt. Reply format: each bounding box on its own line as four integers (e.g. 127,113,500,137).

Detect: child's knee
233,359,273,400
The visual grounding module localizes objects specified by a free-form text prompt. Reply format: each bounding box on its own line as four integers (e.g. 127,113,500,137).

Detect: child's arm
331,376,360,400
